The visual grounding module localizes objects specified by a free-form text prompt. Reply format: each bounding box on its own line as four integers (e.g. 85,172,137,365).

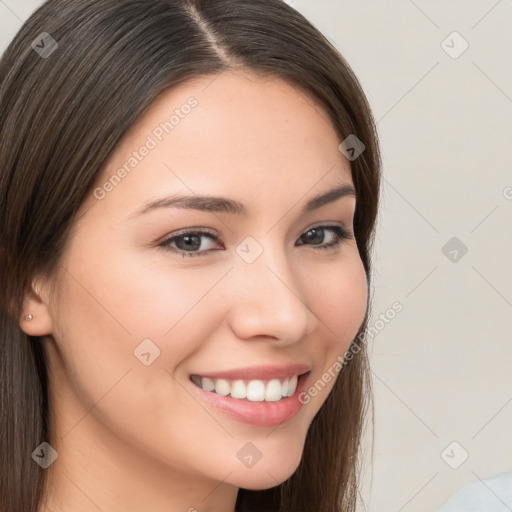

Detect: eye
296,224,353,250
158,224,353,258
158,229,221,258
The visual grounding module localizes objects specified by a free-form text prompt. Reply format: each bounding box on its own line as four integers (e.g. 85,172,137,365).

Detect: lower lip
189,373,311,427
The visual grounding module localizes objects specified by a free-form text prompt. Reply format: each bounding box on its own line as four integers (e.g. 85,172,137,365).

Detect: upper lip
191,363,311,381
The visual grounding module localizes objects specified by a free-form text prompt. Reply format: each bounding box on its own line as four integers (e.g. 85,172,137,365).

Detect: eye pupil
304,228,323,244
178,235,201,251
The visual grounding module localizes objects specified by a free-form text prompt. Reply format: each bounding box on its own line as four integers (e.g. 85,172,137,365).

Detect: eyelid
158,221,351,244
161,226,220,241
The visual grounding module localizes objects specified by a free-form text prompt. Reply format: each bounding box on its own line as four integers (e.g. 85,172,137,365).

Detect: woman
0,0,381,510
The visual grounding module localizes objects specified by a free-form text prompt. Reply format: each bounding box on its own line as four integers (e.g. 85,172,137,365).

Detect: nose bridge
228,236,316,343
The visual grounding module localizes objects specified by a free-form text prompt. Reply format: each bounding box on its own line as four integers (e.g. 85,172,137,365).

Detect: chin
230,453,302,490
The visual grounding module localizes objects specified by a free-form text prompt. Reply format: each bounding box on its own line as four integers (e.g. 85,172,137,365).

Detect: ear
18,277,53,336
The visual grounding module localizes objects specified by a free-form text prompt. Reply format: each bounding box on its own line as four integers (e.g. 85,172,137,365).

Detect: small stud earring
25,314,33,321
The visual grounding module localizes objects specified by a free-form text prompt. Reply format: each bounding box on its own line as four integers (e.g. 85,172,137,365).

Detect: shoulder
437,472,512,512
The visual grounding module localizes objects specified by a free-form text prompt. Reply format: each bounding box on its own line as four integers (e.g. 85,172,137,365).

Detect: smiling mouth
190,372,310,402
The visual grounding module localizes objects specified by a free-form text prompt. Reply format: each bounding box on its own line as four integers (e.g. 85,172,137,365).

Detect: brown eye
296,225,352,250
159,230,221,258
159,224,352,259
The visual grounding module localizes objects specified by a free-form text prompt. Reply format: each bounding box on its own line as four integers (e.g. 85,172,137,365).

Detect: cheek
97,258,232,361
47,255,224,468
291,254,367,414
303,254,368,356
62,239,228,341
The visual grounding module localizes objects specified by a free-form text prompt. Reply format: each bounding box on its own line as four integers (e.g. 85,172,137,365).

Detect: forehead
84,70,353,220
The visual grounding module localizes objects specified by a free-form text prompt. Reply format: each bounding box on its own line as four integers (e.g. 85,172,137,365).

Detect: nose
227,247,318,345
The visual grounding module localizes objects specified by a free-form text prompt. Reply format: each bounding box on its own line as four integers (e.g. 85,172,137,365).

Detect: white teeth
230,380,247,399
215,378,230,396
246,380,266,401
194,375,302,401
202,377,215,392
265,379,283,402
287,375,298,396
282,378,289,397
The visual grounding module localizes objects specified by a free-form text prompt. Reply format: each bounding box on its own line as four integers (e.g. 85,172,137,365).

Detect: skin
20,69,368,512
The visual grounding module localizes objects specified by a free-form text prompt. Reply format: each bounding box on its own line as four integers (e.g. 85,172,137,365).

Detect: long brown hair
0,1,381,510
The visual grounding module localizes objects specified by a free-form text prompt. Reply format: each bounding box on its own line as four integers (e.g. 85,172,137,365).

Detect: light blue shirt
437,472,512,511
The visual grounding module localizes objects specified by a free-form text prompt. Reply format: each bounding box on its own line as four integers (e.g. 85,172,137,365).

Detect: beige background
2,1,511,511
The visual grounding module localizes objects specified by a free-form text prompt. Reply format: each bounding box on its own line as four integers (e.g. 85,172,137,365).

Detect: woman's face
26,70,367,500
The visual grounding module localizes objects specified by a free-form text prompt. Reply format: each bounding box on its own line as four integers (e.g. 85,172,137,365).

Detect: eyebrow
130,183,356,219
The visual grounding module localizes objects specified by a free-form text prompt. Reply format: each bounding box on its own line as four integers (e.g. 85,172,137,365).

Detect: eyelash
158,224,353,258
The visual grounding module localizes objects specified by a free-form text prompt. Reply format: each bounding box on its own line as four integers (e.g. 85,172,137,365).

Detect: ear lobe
18,279,53,336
